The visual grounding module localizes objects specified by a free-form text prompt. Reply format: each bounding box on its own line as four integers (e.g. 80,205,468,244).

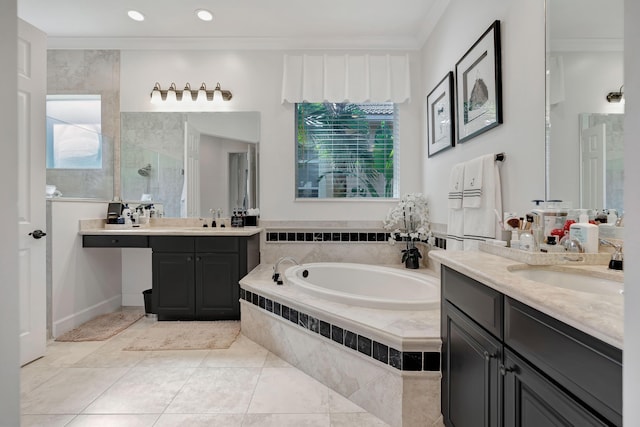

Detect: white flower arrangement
383,193,432,245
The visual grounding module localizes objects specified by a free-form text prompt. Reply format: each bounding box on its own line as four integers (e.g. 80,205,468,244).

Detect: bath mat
55,310,144,342
123,321,240,351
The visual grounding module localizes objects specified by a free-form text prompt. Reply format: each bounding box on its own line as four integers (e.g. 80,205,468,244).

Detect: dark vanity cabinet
441,266,622,427
150,235,259,321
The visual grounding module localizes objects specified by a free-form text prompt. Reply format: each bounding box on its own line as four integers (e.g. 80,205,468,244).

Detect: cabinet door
195,253,240,320
152,253,195,320
442,301,501,427
503,349,608,427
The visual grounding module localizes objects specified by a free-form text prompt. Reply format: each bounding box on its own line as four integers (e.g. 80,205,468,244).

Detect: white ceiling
17,0,448,50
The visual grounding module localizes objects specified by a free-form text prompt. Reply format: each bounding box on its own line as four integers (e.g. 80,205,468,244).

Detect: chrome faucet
272,256,299,285
600,239,623,271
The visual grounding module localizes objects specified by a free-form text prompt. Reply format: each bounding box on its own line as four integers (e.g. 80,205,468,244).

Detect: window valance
281,54,411,104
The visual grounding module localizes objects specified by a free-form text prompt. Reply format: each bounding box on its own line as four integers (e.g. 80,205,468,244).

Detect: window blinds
296,103,398,199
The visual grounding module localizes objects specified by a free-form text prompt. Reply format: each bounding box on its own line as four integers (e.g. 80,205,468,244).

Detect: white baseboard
52,295,123,338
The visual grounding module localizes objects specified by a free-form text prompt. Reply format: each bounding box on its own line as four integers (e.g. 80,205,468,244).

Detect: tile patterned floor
21,316,390,427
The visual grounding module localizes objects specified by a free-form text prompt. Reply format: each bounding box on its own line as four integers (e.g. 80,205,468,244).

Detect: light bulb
213,82,223,102
196,9,213,22
166,83,177,103
150,83,162,104
197,83,208,103
182,83,192,102
128,10,145,21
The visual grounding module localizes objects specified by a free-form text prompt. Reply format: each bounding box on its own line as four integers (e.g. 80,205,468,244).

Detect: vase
405,253,420,269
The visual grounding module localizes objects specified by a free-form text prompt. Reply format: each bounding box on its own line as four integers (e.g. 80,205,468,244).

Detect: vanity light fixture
606,85,624,103
150,82,232,103
127,10,145,22
196,9,214,21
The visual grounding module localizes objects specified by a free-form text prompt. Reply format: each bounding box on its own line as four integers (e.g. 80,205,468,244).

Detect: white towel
462,156,483,208
463,154,502,250
448,163,464,209
447,162,465,250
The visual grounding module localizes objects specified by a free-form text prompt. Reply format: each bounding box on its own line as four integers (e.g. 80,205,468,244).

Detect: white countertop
79,226,262,237
428,249,623,349
78,218,262,236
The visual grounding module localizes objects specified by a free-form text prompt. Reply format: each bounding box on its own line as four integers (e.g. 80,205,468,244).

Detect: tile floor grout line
21,316,392,426
156,358,203,418
241,354,268,422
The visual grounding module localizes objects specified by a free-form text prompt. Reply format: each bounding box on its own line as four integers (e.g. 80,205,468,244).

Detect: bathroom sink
509,266,623,296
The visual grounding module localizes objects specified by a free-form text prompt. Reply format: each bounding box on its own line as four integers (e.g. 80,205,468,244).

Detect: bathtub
283,262,439,310
239,262,443,426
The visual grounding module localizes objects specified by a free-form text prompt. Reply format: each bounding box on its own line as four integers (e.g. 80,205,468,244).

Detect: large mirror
546,0,624,214
121,112,259,218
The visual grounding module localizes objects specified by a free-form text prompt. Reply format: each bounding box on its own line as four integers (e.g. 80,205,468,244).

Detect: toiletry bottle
509,234,520,250
529,213,543,250
210,208,217,227
569,214,599,253
122,204,132,225
519,230,535,252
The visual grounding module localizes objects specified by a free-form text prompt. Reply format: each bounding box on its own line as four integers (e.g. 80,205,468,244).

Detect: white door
580,123,606,209
184,122,201,217
17,19,47,366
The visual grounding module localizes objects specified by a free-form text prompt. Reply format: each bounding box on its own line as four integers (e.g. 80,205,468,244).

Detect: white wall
121,248,151,306
421,0,546,225
199,135,251,217
624,0,640,422
119,49,424,221
0,4,20,425
50,201,123,337
548,51,624,204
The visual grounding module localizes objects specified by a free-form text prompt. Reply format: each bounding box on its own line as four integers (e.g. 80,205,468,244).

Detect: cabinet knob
186,256,192,261
196,256,201,261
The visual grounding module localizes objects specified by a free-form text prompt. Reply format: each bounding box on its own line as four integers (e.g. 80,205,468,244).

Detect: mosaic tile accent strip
241,287,440,372
433,236,447,250
266,230,392,243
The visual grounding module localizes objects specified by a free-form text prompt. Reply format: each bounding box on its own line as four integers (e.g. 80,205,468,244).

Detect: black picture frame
427,71,455,157
455,20,502,143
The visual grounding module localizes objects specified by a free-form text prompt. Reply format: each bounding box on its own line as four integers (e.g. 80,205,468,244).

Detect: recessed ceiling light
196,9,214,22
127,10,145,22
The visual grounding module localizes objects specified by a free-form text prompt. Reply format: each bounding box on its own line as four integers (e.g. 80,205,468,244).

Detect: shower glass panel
121,147,183,218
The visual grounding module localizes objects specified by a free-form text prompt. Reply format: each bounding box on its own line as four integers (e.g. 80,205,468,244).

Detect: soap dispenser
569,213,599,253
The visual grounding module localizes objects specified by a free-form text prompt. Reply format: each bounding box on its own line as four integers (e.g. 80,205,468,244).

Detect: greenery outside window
296,102,398,199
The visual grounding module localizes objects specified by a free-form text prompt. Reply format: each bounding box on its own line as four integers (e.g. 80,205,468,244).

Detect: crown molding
46,36,423,51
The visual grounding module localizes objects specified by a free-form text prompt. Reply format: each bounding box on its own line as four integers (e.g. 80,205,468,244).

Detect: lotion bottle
569,214,599,253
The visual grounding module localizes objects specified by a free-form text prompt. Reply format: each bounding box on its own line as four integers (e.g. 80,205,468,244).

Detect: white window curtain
281,54,411,104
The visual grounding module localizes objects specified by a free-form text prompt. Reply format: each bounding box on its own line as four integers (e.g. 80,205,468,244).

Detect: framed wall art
455,20,502,143
427,71,455,157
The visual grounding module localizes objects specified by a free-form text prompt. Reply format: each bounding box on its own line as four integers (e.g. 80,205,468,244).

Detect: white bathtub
283,262,439,310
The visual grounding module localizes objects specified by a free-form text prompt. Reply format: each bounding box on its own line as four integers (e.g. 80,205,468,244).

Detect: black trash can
142,289,154,315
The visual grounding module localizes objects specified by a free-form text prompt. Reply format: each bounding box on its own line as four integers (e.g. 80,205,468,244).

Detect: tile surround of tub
241,302,441,427
259,220,429,266
240,287,440,372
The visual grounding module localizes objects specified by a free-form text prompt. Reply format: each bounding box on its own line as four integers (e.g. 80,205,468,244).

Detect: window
46,95,102,169
296,102,398,199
